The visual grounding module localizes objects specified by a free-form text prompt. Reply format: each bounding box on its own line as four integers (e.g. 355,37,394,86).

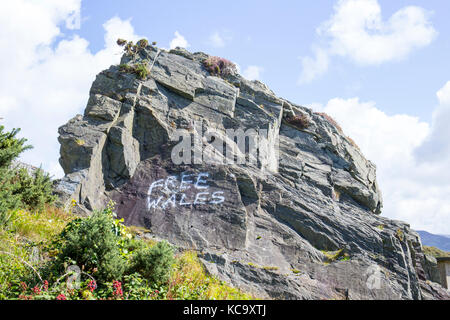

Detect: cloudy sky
1,0,449,234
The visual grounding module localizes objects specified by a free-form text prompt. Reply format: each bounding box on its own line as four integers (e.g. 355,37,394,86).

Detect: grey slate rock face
56,45,450,300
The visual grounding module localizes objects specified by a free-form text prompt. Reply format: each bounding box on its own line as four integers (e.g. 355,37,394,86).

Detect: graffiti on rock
146,172,225,210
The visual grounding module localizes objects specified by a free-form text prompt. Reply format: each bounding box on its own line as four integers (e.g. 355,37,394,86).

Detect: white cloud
208,31,232,48
169,31,189,49
298,48,329,85
0,1,142,178
209,32,225,48
311,91,450,234
436,81,450,105
299,0,436,83
415,81,450,164
243,65,264,81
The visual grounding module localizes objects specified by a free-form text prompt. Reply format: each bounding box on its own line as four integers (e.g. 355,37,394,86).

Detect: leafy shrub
55,206,128,283
0,126,54,227
285,113,310,130
122,273,154,300
203,56,238,77
129,241,174,286
13,168,56,211
0,169,21,228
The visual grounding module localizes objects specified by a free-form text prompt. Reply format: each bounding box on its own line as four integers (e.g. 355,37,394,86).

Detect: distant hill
417,231,450,251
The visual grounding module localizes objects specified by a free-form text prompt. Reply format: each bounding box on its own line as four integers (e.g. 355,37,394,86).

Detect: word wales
147,172,225,210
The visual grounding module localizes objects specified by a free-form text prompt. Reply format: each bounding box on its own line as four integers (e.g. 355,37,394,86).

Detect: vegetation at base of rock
128,241,175,287
0,205,253,300
285,113,310,130
0,126,55,228
423,246,450,258
202,56,237,77
119,63,149,80
167,252,252,300
0,126,250,300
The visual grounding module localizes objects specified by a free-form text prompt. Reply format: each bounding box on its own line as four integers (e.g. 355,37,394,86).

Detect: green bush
0,126,55,227
0,126,56,227
12,168,56,211
0,125,31,225
0,125,31,168
0,168,21,228
56,208,127,283
130,241,175,286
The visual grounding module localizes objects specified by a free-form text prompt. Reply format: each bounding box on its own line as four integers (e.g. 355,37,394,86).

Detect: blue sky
0,0,449,234
73,0,450,120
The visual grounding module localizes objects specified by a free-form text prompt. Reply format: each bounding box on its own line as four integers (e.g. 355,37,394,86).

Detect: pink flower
32,286,41,295
112,281,123,298
87,280,97,292
43,280,49,292
56,294,67,300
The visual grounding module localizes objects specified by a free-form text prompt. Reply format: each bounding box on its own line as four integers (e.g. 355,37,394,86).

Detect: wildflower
56,294,67,300
87,280,97,292
43,280,49,291
32,286,41,295
112,280,123,298
203,56,237,77
20,282,28,292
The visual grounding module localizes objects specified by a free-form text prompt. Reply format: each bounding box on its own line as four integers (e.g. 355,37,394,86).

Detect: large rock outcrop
56,45,449,300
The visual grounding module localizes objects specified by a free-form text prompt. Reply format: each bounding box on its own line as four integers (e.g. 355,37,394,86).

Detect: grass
8,206,73,242
167,251,253,300
246,262,279,272
321,249,350,263
0,207,73,298
119,62,149,80
423,246,450,258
